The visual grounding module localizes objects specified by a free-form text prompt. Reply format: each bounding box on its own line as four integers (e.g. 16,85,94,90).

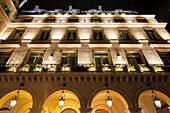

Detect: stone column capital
79,108,93,113
128,107,142,113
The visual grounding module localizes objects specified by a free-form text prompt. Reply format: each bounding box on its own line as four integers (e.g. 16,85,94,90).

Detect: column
79,108,93,113
128,107,141,113
30,108,43,113
78,44,92,65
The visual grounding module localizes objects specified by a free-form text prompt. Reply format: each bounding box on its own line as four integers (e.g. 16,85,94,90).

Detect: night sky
20,0,170,32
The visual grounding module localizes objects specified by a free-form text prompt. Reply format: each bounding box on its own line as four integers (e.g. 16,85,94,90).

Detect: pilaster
128,107,142,113
79,108,93,113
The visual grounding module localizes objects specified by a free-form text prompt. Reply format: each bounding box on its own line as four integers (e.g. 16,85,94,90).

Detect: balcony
0,64,168,73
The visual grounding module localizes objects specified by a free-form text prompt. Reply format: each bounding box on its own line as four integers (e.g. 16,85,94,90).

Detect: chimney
69,5,73,11
98,6,102,11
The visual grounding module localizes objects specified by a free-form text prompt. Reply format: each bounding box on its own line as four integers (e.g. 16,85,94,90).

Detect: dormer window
44,18,56,23
68,18,78,22
66,30,77,40
91,18,102,23
136,18,148,23
114,18,125,22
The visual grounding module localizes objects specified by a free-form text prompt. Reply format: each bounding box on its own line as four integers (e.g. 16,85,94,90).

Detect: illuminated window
159,52,170,65
26,53,43,65
126,52,146,65
91,18,102,23
61,53,76,66
0,52,12,65
93,30,103,40
66,30,77,40
95,53,109,65
38,30,50,40
114,18,125,22
10,30,25,40
119,31,131,40
145,30,159,40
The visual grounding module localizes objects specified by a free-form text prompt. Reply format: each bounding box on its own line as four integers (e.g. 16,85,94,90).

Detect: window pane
102,57,109,64
128,57,136,65
27,57,34,64
61,57,67,65
95,57,101,65
69,57,75,66
136,57,143,64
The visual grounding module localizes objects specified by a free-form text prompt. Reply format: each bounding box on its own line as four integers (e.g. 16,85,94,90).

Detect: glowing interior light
10,98,17,108
117,55,122,61
154,97,161,108
48,54,53,61
107,96,112,108
59,97,64,108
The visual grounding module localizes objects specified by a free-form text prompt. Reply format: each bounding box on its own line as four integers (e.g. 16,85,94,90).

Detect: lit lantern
48,53,53,61
117,55,122,61
59,96,64,108
107,96,112,109
10,97,17,108
154,96,161,108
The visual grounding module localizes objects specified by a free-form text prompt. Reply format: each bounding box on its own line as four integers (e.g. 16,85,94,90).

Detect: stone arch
0,89,33,113
87,87,132,108
0,86,38,109
136,87,170,113
39,86,85,109
135,87,170,108
88,88,132,113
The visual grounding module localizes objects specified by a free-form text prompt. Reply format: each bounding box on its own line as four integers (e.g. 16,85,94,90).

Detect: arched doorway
0,90,33,113
42,90,80,113
91,90,130,113
139,90,170,113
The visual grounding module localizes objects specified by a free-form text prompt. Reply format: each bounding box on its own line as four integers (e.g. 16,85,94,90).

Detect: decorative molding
0,72,169,83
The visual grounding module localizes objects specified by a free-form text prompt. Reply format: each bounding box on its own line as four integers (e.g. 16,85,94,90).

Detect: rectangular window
159,52,170,65
68,18,78,22
0,52,12,65
93,31,103,40
2,4,11,15
91,18,102,23
26,53,43,65
44,18,56,23
61,53,76,66
119,31,131,40
10,30,25,40
66,31,77,40
114,18,125,22
145,30,159,40
95,53,109,65
136,18,148,23
22,18,33,22
38,30,50,40
127,52,145,65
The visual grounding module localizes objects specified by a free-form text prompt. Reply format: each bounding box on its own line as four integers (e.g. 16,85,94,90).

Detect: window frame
36,28,51,40
61,51,77,66
8,28,26,40
65,28,77,41
93,51,111,65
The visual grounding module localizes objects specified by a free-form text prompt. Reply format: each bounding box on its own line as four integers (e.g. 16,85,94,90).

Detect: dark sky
20,0,170,32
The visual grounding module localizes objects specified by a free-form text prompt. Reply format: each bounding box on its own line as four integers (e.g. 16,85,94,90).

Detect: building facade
0,1,170,113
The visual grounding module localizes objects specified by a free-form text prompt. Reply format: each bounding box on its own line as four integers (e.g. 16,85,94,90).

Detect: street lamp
59,83,66,109
10,83,24,108
117,49,122,61
48,53,53,61
105,83,112,109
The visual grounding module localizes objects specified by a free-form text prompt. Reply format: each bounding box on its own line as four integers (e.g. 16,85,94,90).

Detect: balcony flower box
7,64,19,72
152,65,164,72
47,64,57,72
89,64,96,72
115,65,124,72
19,64,30,72
102,64,111,72
61,65,71,72
33,64,43,72
138,64,150,72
